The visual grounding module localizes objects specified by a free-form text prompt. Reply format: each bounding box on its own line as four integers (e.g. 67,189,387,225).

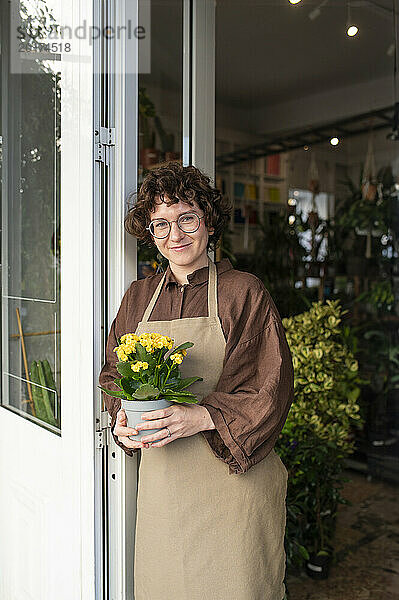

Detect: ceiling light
346,3,359,37
289,0,302,4
347,24,359,36
330,137,339,146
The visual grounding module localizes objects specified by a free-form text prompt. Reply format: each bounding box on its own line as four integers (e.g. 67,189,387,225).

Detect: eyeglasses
146,212,205,239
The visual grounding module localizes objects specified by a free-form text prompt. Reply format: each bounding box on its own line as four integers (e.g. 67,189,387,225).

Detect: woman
99,162,294,600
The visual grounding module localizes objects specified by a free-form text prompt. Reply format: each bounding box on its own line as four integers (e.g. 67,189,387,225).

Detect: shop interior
136,0,398,591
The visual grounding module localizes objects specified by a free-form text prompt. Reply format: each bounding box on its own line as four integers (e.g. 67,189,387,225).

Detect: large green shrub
276,300,364,571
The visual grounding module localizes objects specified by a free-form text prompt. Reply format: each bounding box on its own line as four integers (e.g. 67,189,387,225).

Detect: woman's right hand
113,408,149,449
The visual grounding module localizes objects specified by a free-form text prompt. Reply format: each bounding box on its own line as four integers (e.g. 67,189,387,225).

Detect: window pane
1,1,61,431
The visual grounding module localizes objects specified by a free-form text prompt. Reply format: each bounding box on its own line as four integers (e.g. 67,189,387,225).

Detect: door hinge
94,126,116,165
95,410,111,449
96,430,106,449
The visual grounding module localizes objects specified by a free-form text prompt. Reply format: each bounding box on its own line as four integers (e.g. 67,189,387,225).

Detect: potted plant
98,332,203,442
139,87,159,169
246,210,308,318
276,300,365,575
154,115,180,163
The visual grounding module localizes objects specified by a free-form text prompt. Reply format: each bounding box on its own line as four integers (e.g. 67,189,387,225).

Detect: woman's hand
113,408,146,449
134,403,215,448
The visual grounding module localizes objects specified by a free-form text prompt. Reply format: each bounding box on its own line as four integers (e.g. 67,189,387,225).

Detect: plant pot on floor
121,397,173,442
305,552,331,580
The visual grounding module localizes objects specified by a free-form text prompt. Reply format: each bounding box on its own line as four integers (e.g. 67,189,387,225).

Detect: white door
0,1,96,598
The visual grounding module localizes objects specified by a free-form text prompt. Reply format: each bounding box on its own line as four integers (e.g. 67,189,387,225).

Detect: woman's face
149,196,214,272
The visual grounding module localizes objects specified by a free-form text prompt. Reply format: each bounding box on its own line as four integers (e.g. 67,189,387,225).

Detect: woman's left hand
134,403,215,447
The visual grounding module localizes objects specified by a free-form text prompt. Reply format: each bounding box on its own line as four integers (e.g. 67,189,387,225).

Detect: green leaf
114,378,123,390
132,383,160,399
98,385,126,398
161,388,195,396
164,395,199,404
296,544,310,560
162,376,180,389
119,380,134,400
120,379,141,394
170,341,194,354
178,376,203,390
116,362,135,377
135,342,151,362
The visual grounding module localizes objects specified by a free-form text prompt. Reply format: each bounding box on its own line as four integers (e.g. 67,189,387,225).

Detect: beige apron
133,257,288,600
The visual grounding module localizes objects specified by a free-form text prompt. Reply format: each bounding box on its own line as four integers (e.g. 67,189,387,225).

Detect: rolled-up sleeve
199,282,294,475
98,288,137,457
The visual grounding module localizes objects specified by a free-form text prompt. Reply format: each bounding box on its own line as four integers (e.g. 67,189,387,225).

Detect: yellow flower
116,349,128,362
131,361,149,372
121,333,139,343
170,353,183,365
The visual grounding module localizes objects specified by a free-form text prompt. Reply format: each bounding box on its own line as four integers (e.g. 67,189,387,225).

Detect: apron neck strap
141,256,218,323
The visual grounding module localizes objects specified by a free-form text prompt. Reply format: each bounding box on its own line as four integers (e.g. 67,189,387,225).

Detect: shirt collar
164,257,233,288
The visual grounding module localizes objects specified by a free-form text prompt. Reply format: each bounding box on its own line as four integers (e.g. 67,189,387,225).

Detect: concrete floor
286,470,399,599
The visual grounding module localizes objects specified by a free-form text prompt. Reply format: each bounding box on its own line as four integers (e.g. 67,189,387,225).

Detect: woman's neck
169,255,210,285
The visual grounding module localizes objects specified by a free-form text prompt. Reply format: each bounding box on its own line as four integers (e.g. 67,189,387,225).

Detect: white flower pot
121,397,173,442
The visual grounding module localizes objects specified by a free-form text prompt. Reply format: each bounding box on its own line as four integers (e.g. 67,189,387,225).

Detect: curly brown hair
124,162,232,251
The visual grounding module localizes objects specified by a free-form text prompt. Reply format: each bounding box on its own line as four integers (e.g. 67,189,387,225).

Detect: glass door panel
137,0,183,278
2,0,61,431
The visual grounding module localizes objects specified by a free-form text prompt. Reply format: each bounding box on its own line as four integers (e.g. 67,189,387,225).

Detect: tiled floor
286,470,399,599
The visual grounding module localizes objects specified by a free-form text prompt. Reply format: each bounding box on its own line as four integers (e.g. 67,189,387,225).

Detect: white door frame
100,1,140,599
0,0,96,598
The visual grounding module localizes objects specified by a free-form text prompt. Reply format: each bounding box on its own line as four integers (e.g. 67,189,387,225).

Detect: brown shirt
98,258,294,475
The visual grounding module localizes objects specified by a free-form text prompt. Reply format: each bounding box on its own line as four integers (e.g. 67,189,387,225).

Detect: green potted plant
139,87,159,169
98,331,203,442
154,115,180,162
246,209,308,318
29,359,59,427
276,300,364,575
332,164,395,276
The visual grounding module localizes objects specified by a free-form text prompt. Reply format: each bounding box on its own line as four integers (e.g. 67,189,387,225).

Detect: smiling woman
99,161,294,600
125,161,232,283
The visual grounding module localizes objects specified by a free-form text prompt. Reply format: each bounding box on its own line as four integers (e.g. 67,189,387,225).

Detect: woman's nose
169,221,186,241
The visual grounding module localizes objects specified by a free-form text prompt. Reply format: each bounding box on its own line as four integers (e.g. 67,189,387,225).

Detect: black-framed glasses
146,212,205,239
